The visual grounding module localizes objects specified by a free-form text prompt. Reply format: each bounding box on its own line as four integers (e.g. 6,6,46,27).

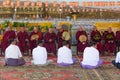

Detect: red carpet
0,56,119,80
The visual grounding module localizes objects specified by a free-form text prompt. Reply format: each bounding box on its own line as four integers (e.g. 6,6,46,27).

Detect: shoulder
84,47,90,50
58,47,63,51
41,47,46,50
117,52,120,55
33,47,37,51
15,45,20,49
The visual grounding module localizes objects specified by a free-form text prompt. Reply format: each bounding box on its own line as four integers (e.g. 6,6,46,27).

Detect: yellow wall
94,22,120,33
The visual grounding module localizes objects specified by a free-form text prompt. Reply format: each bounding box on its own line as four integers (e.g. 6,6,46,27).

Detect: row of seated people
4,39,120,69
0,26,120,56
76,26,119,56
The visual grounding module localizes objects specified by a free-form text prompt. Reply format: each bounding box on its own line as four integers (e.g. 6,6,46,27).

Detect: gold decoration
106,34,113,40
31,34,39,40
62,31,70,41
93,34,101,41
0,35,3,41
79,35,87,42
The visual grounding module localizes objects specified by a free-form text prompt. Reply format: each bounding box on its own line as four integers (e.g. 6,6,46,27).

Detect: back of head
62,41,69,46
8,38,15,44
89,41,97,47
36,40,43,46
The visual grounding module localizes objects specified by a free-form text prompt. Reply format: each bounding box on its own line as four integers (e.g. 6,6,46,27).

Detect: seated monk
29,27,43,54
90,26,103,54
103,27,116,55
76,26,88,53
43,28,57,55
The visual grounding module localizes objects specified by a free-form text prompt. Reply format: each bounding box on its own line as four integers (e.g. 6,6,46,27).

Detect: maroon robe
29,31,43,51
76,31,88,52
57,31,64,48
44,32,57,54
1,30,16,52
17,31,29,53
90,30,103,53
116,31,120,47
103,31,116,53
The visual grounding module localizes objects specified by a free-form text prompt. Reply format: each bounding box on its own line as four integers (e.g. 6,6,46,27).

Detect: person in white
57,41,76,66
112,52,120,69
81,41,103,69
5,38,25,66
31,40,53,66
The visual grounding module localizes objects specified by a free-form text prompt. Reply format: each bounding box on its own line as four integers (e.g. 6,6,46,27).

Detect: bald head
33,27,38,33
107,27,112,33
20,27,25,32
79,26,83,31
49,28,53,33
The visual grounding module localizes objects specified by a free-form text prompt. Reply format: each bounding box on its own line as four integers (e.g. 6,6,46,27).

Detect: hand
62,37,65,40
49,39,52,42
25,39,28,42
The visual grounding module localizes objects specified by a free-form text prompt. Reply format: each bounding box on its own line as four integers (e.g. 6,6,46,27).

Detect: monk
57,27,71,48
17,27,29,55
43,28,57,55
116,29,120,52
90,26,103,54
29,27,43,53
76,26,88,53
57,27,64,48
103,27,116,55
1,26,16,53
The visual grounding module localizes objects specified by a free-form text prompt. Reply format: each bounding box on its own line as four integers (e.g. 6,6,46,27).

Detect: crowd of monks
0,26,120,56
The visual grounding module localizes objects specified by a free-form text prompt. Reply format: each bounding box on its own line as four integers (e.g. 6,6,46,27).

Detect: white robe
57,46,73,64
81,47,99,66
115,52,120,63
32,46,47,65
5,44,22,59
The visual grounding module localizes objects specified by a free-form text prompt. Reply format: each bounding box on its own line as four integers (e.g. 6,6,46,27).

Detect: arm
17,46,23,59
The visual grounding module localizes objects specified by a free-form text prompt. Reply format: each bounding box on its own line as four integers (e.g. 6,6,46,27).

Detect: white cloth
115,52,120,63
5,44,22,59
81,47,99,66
32,46,47,65
57,46,73,64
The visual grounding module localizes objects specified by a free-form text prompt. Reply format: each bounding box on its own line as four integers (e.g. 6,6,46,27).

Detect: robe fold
1,30,16,52
44,32,57,54
116,31,120,47
76,31,88,52
17,31,29,53
29,31,43,51
57,31,65,48
103,31,116,53
90,30,103,53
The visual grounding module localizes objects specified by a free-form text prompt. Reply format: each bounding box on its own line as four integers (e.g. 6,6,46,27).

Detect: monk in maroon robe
17,27,29,55
103,27,116,55
115,29,120,52
76,26,88,53
29,27,43,52
90,26,103,53
57,27,70,48
44,28,57,55
1,26,16,53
